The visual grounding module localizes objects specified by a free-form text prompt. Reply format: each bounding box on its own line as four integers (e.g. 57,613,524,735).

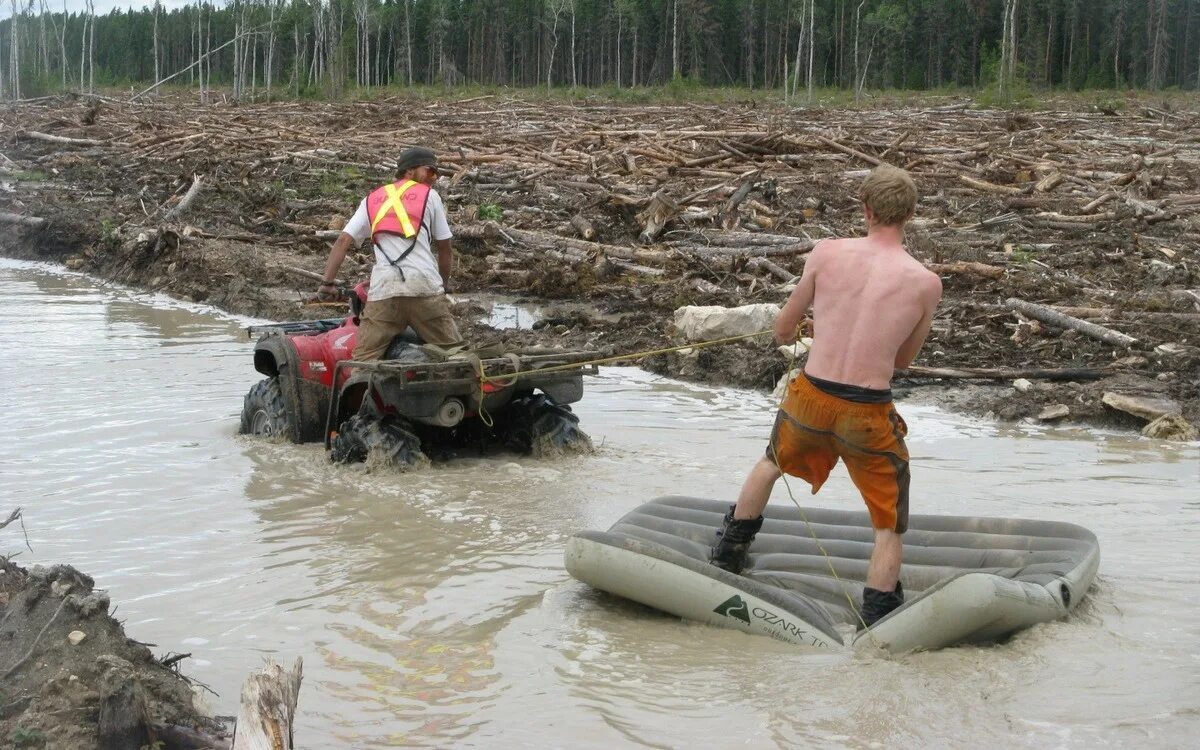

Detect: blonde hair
859,166,917,227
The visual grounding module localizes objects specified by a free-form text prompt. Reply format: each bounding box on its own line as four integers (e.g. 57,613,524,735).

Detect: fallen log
0,211,46,228
232,658,303,750
569,214,597,240
20,130,106,147
681,229,811,247
960,175,1027,195
637,190,681,244
721,169,761,230
163,174,205,221
747,256,796,282
1007,297,1138,349
813,135,885,166
899,365,1108,381
459,222,666,264
926,261,1005,280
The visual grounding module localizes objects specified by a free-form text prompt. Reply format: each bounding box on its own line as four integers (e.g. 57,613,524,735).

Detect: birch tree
7,0,18,100
999,0,1018,100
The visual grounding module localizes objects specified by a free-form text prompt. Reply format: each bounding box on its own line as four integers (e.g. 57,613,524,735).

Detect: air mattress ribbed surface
565,496,1100,652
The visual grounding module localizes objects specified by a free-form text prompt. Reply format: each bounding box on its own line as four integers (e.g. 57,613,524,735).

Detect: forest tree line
1,1,1199,102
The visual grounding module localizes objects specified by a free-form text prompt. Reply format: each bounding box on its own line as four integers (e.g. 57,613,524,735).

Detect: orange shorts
767,373,910,533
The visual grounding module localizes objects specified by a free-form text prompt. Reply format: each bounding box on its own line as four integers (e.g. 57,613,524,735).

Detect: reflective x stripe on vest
367,180,429,240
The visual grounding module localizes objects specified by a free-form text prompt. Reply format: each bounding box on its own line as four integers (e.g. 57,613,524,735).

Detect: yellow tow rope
471,328,779,427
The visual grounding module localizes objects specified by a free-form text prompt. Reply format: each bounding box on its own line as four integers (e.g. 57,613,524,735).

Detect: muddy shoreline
0,553,229,749
2,94,1198,438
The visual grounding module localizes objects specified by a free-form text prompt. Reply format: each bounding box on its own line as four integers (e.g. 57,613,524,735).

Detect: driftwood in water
1007,297,1138,349
232,657,303,750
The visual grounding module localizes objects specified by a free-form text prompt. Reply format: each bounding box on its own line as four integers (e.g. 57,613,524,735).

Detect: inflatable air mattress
565,496,1100,652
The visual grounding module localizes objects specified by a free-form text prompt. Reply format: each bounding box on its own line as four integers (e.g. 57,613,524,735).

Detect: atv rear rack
342,350,601,383
322,351,601,449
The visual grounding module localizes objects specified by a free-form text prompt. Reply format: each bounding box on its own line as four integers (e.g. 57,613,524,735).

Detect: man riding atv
318,145,460,359
239,148,595,468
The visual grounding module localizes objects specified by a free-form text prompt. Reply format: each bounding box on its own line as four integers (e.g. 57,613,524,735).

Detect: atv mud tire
330,414,427,469
240,377,290,437
501,394,593,458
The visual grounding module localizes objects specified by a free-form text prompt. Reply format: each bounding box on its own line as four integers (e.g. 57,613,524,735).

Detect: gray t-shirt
342,187,453,300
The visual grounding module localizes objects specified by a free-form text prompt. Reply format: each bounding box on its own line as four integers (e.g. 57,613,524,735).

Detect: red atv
239,285,595,467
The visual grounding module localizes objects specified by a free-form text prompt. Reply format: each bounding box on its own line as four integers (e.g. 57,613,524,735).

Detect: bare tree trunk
999,0,1018,99
546,0,566,89
632,22,638,86
0,10,6,100
38,0,49,78
58,0,68,87
405,0,412,86
792,6,805,100
853,0,864,102
153,2,161,97
7,0,19,100
88,0,95,94
79,2,88,93
671,0,680,79
806,0,816,103
616,4,622,88
266,0,277,101
570,1,577,89
1149,0,1168,89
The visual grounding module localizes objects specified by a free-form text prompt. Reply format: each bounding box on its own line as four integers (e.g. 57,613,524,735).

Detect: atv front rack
322,350,601,448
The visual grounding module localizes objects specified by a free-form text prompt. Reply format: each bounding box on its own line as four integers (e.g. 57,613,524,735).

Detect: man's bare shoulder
912,261,943,301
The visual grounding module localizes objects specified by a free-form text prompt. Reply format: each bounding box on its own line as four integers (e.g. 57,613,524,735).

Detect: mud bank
2,94,1198,436
0,555,229,749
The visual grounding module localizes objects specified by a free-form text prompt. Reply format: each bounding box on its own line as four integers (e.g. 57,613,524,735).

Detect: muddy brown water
2,259,1198,749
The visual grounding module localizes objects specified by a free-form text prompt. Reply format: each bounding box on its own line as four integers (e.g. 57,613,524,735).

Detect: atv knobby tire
502,394,593,458
240,377,291,437
330,415,427,469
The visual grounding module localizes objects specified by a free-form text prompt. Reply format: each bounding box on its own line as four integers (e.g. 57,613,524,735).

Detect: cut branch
1007,297,1138,349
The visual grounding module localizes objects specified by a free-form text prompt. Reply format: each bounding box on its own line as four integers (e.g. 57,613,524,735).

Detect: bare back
778,235,941,390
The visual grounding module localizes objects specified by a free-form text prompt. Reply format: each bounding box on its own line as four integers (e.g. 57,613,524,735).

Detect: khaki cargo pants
354,294,462,361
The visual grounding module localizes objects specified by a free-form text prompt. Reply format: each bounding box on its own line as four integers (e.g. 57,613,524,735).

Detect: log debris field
1,93,1198,435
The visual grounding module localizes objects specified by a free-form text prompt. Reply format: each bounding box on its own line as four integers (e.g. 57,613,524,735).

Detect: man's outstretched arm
774,242,823,344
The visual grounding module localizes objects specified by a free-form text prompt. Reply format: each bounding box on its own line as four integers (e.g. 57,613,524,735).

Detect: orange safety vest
365,180,431,242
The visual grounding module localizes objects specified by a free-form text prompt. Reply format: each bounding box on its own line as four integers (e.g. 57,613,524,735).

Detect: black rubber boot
859,581,905,630
709,505,764,574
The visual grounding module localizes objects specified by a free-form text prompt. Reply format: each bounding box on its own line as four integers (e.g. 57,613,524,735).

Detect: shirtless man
709,165,942,629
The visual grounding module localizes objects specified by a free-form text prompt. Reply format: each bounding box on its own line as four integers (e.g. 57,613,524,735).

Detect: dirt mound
0,556,227,749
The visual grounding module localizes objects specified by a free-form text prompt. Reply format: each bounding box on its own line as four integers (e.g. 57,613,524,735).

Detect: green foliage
477,203,503,221
1,1,1197,101
1007,245,1036,265
100,219,121,250
9,170,47,182
11,726,45,748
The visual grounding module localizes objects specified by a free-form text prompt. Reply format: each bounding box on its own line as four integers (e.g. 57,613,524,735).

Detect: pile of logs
1,94,1197,376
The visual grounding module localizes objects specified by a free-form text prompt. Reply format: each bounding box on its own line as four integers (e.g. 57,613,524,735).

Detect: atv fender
253,336,328,444
333,371,373,428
